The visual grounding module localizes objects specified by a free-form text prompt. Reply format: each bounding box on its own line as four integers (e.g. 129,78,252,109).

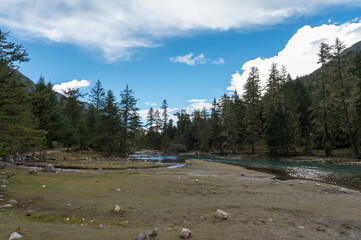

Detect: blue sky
1,1,361,120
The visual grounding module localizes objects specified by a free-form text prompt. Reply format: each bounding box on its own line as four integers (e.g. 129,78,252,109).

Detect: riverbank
1,160,361,239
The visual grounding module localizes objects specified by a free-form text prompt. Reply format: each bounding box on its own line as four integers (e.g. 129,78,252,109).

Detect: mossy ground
1,160,361,239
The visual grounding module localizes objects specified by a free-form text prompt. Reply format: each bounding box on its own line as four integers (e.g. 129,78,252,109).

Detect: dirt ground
1,160,361,239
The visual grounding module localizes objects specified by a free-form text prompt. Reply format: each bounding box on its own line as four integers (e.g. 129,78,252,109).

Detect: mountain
297,40,361,84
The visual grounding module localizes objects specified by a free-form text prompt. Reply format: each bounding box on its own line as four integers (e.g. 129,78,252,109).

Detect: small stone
269,219,273,222
9,232,23,240
0,204,12,209
44,164,56,173
9,199,18,204
195,179,199,183
215,209,229,219
179,228,192,239
297,226,305,229
42,185,46,188
99,224,104,229
0,161,5,169
315,183,321,186
114,205,121,212
1,185,6,188
241,172,245,176
289,183,294,186
135,228,158,240
116,188,121,192
96,179,100,182
0,179,9,184
29,169,37,174
299,181,304,184
67,203,71,206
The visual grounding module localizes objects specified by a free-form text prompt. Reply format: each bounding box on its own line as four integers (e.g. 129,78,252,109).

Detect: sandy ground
1,160,361,239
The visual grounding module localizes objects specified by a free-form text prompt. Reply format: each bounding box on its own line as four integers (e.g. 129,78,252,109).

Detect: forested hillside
1,29,361,159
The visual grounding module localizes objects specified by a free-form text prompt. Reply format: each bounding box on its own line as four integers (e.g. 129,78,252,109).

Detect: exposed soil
0,160,360,239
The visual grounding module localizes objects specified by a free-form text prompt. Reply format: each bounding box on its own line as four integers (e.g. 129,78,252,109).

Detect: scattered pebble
0,204,12,209
135,228,158,240
99,224,104,229
1,185,6,188
29,169,37,174
114,205,121,212
96,179,100,182
269,219,273,222
299,181,304,184
116,188,121,192
9,232,22,240
195,179,199,183
215,209,229,219
315,183,321,186
297,226,305,229
9,199,18,204
42,185,46,188
179,228,192,239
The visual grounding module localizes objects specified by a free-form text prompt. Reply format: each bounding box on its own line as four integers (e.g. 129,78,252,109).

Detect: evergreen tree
243,67,262,154
161,99,169,130
119,84,141,153
89,80,105,110
331,38,360,158
0,30,44,158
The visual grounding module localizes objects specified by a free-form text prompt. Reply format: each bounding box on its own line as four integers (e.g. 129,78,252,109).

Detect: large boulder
0,161,5,169
215,209,229,219
135,228,158,240
44,164,56,173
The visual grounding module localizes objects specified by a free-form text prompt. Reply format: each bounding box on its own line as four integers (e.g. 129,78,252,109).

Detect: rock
195,179,199,183
0,161,5,169
116,188,121,192
1,185,6,188
99,224,104,229
0,179,9,184
44,164,56,173
0,204,12,209
114,205,121,212
29,169,37,174
299,181,304,184
315,183,321,186
135,228,158,240
9,199,18,204
9,232,23,240
42,185,46,188
215,209,229,219
179,228,191,239
297,226,305,229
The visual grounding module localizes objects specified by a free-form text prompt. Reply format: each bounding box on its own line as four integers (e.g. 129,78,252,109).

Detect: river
133,154,361,190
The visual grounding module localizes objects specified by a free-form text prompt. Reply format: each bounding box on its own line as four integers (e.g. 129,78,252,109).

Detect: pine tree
161,99,168,130
119,84,141,153
243,67,262,154
89,80,105,110
0,29,44,158
331,38,360,159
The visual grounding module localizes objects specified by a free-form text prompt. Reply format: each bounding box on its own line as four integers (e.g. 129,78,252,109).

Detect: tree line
1,29,361,159
142,38,361,159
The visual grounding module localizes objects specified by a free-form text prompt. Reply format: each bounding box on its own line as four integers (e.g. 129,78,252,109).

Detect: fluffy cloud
145,102,157,106
53,79,90,93
228,20,361,94
186,99,213,111
170,53,224,66
0,0,358,61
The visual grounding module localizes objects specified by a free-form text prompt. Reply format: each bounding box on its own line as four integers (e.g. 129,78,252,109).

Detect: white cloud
145,102,157,106
170,53,224,66
212,57,225,65
0,0,358,61
228,20,361,94
53,79,90,93
170,53,207,66
186,99,213,111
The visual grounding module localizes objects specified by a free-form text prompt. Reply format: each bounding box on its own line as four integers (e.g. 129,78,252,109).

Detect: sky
1,1,361,121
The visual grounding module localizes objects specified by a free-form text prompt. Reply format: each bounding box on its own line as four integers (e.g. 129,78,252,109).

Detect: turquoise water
133,154,361,189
